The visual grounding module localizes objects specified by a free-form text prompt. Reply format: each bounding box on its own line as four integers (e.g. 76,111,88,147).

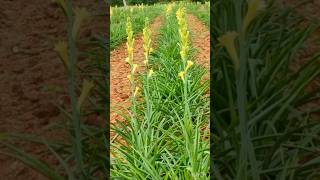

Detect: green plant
186,2,210,26
111,4,209,179
110,4,163,50
212,0,320,179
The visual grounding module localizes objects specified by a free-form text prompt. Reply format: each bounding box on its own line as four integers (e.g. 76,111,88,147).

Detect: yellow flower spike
243,0,265,32
143,17,152,66
72,7,90,39
148,69,154,78
166,4,173,17
185,60,194,71
128,47,134,54
133,87,140,97
178,71,185,82
132,64,138,74
180,50,186,61
218,31,240,70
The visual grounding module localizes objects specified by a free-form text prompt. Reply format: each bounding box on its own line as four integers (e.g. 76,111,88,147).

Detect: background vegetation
111,0,208,6
212,0,320,179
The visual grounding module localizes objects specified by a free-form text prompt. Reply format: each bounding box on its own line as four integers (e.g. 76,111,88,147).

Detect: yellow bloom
127,74,132,83
148,69,154,78
185,60,194,71
128,47,133,56
134,87,140,97
180,50,187,61
166,4,173,16
178,71,185,82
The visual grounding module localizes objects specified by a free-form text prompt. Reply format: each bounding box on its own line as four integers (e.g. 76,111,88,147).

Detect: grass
110,4,163,50
186,2,210,27
212,0,320,179
111,3,210,179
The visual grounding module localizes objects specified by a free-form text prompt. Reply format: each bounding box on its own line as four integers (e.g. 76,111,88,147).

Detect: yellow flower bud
134,87,140,97
132,64,138,74
180,50,186,61
185,60,194,71
127,74,132,82
178,71,185,82
148,69,154,78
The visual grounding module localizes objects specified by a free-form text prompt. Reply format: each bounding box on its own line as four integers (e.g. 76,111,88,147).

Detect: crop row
110,4,164,50
111,3,210,179
186,2,210,27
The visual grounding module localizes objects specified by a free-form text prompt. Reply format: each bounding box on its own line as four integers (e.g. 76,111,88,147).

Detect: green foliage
111,5,163,50
186,2,210,26
111,4,210,179
212,0,320,179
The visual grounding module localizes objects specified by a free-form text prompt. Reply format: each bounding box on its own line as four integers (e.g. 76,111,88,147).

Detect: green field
111,2,210,179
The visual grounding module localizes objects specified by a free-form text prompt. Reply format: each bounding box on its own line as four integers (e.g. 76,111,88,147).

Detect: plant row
110,4,164,50
111,3,210,179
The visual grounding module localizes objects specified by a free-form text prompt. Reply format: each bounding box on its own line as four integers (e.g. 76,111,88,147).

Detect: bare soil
0,0,106,179
187,14,210,78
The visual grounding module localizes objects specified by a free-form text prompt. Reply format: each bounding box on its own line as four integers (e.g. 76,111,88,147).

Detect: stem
65,0,84,178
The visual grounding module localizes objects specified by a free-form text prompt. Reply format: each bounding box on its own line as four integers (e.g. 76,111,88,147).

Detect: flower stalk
125,17,138,125
176,6,199,179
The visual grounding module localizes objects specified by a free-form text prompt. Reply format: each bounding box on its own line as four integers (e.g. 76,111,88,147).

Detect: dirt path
110,16,163,128
186,14,210,70
0,1,105,179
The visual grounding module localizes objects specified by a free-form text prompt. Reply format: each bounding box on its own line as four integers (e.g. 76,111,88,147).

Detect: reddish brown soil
280,0,320,116
110,16,163,129
187,14,210,70
0,1,106,179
